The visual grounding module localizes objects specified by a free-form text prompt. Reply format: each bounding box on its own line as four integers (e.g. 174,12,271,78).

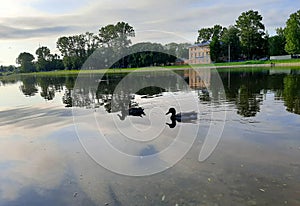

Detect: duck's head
165,107,176,116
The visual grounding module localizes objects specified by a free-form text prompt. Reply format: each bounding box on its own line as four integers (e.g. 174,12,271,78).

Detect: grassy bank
164,58,300,68
1,58,300,77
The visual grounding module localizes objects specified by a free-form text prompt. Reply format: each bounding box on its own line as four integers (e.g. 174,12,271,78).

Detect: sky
0,0,299,66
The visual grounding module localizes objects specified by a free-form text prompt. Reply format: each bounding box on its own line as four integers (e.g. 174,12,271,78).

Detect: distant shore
1,60,300,77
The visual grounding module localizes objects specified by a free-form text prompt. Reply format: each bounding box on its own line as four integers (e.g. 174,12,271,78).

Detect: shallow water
0,68,299,205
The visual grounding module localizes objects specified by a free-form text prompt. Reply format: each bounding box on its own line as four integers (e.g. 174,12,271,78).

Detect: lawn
1,58,300,77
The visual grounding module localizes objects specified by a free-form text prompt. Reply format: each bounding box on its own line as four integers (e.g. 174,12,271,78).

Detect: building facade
188,42,211,64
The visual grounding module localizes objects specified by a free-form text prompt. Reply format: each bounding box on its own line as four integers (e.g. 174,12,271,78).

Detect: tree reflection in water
19,76,38,96
283,75,300,114
5,68,300,117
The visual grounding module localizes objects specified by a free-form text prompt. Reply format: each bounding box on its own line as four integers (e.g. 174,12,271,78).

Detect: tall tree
35,46,64,71
268,28,287,56
210,35,222,62
235,10,266,59
36,46,51,60
284,10,300,54
221,26,241,61
99,22,135,48
211,25,226,62
98,22,135,68
16,52,35,73
56,33,99,70
35,46,51,71
56,36,71,57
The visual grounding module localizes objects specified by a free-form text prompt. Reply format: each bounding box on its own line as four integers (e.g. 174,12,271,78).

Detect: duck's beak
165,111,170,115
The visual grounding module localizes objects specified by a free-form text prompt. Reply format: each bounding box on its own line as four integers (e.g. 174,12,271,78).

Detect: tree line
200,9,300,62
14,22,190,73
10,9,300,72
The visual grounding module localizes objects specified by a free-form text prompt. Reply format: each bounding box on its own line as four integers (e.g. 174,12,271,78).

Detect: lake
0,67,299,205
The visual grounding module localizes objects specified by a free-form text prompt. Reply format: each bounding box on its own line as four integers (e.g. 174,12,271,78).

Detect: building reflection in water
184,68,211,89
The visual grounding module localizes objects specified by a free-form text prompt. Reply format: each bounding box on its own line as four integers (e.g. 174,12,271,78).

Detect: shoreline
1,62,300,77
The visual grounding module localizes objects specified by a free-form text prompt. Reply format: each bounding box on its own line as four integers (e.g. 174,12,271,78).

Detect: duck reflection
165,108,197,128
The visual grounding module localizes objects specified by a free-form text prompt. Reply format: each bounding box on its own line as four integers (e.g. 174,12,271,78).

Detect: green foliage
164,42,191,59
0,65,16,73
35,46,64,71
283,75,300,114
268,28,287,56
212,25,224,38
197,25,226,62
197,28,213,43
114,42,175,68
221,26,241,61
56,22,135,70
284,10,300,54
35,46,51,71
210,35,222,62
16,52,35,73
36,46,51,60
57,32,99,69
235,10,266,59
99,22,135,48
197,25,224,43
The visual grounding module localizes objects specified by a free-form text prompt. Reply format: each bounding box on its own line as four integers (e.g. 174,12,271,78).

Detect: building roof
188,41,210,48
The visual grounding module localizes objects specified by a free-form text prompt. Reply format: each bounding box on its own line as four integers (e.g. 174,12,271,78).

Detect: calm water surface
0,68,299,205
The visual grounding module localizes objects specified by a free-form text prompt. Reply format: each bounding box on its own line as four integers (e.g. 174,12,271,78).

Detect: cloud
0,0,300,64
0,0,298,41
0,24,74,40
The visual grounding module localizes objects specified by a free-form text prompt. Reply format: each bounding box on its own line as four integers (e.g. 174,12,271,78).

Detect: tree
164,42,191,59
221,26,241,61
85,32,99,56
16,52,35,73
56,36,70,57
48,54,64,71
268,28,287,56
57,32,99,70
36,46,51,60
121,42,173,68
36,46,51,71
197,28,213,43
35,46,64,71
235,10,266,59
197,25,224,43
210,35,222,62
98,22,135,68
99,22,135,48
284,10,300,54
211,25,226,62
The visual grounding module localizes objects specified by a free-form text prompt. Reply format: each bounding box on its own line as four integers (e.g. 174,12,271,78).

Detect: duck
129,107,145,117
118,107,145,120
165,107,197,122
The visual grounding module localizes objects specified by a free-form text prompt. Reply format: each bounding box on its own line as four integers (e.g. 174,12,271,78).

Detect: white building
188,42,211,64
